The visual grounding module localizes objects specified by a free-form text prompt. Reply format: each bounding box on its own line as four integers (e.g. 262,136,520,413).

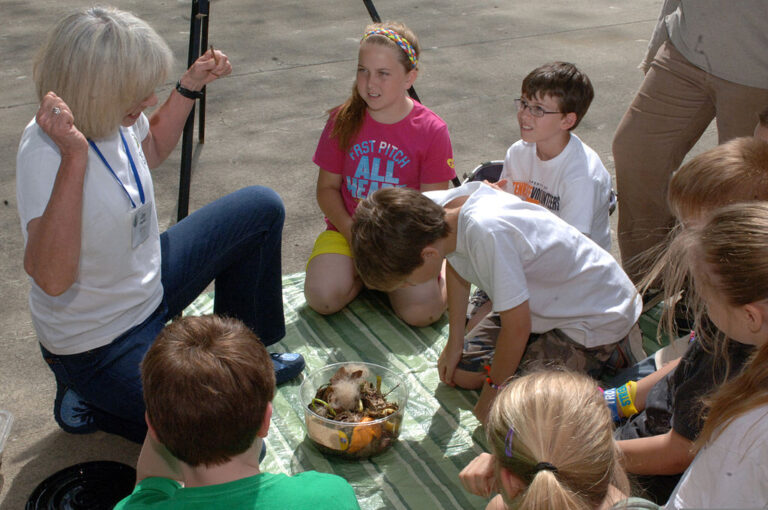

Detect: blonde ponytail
517,469,593,510
487,370,629,510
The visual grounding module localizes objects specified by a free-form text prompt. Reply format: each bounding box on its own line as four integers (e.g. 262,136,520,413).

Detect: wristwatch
175,80,204,100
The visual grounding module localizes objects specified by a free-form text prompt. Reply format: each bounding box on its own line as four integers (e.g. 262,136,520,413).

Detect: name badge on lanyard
89,130,151,248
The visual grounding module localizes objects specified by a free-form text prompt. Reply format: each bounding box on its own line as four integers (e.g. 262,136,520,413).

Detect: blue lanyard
88,130,145,208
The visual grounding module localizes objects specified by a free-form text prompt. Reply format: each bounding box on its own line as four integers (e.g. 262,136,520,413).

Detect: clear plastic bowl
299,362,408,459
0,409,14,470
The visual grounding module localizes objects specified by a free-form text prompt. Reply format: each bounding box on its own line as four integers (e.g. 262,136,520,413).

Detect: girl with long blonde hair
460,370,655,509
647,202,768,509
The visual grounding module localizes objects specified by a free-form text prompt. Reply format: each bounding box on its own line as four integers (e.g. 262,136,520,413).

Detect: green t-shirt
609,496,660,510
114,471,360,509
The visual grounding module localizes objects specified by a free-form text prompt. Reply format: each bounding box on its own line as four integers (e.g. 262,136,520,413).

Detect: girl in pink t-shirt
305,21,455,326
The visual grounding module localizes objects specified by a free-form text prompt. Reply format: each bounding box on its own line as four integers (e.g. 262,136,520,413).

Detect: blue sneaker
53,384,97,435
271,352,305,384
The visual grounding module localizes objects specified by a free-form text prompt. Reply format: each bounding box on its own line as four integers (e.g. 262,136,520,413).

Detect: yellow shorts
307,230,353,267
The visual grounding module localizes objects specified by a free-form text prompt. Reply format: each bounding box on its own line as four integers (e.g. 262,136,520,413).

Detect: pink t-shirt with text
313,101,455,230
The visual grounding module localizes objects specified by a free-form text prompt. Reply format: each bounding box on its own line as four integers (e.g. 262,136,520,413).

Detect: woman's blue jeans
40,186,286,443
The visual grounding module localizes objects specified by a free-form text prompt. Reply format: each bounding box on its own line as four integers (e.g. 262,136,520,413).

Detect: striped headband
362,28,418,67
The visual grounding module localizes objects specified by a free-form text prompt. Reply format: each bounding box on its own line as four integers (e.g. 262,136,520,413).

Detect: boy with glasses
468,62,614,333
500,62,611,251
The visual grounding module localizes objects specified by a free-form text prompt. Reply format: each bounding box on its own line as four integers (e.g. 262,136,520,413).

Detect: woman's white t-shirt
16,113,162,355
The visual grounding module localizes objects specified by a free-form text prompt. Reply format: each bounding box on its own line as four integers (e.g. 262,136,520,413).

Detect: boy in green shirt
115,315,359,509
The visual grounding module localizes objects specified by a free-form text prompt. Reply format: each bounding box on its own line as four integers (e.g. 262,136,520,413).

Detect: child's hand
438,344,462,386
459,452,497,498
482,179,508,192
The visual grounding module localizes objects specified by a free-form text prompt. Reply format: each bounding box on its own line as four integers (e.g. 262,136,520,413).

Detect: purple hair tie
504,427,515,457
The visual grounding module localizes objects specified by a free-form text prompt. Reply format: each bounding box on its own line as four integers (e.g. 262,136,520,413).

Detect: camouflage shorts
457,312,641,381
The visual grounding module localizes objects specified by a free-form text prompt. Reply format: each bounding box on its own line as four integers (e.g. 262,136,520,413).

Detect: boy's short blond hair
668,137,768,222
351,188,450,291
142,315,275,467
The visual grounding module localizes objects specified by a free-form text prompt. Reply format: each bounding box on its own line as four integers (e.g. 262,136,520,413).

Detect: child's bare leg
466,300,493,333
454,311,501,390
304,253,363,314
388,274,447,327
452,368,485,389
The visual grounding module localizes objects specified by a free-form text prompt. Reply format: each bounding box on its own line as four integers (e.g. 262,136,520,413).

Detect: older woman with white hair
16,6,303,443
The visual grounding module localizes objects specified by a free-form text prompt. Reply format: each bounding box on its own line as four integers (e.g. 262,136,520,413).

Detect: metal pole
177,0,203,221
362,0,382,22
198,0,210,144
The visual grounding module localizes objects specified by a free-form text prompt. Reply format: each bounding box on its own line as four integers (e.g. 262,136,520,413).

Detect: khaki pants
613,41,768,283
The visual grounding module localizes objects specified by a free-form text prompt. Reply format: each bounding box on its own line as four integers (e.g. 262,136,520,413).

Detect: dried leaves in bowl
303,363,405,458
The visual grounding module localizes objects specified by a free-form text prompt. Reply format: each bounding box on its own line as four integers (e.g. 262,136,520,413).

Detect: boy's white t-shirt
425,182,640,347
664,405,768,509
16,114,163,355
500,133,612,251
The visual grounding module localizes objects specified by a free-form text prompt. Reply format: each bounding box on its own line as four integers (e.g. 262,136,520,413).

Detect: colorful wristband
483,364,503,390
604,388,621,421
604,381,639,421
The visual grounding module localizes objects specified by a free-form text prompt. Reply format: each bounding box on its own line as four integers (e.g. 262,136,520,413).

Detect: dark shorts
458,312,641,381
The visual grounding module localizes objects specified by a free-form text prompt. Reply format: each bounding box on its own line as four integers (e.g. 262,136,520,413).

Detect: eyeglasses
514,98,562,118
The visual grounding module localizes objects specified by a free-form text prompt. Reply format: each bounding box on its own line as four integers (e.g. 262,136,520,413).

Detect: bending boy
115,315,359,509
351,183,641,424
